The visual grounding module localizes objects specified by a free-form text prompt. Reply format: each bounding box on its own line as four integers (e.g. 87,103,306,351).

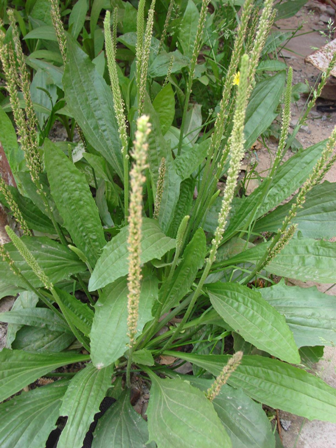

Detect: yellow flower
233,71,240,86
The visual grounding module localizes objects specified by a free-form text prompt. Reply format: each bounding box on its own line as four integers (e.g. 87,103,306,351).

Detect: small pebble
280,419,292,431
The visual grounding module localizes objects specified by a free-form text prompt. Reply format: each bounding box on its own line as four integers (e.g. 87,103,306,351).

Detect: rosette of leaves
1,1,336,447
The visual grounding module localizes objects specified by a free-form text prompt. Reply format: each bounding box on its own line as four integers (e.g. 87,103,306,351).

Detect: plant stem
126,346,134,388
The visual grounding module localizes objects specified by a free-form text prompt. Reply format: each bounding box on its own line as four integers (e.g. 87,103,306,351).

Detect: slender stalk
177,0,210,155
104,10,130,216
160,55,250,351
126,116,151,387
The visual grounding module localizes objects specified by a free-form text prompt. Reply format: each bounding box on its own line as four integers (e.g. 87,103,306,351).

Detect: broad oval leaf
255,181,336,239
93,390,155,448
55,288,94,336
0,380,68,448
177,0,200,58
266,238,336,284
244,73,286,150
63,39,123,178
89,218,175,291
158,156,181,233
147,374,231,448
58,363,113,448
0,237,86,288
69,0,88,39
153,83,175,135
5,291,39,349
0,349,89,402
259,280,336,348
206,282,300,364
12,326,75,353
0,308,70,333
90,274,158,368
220,238,336,284
45,139,106,268
167,351,336,423
223,140,327,243
188,378,275,448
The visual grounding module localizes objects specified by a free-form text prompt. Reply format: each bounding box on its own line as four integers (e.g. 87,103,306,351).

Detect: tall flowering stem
158,0,174,54
153,158,166,219
177,0,210,155
191,0,254,232
104,10,129,216
160,55,250,353
126,116,151,387
206,352,243,401
138,1,156,116
50,0,67,64
136,0,146,89
0,176,31,236
0,30,44,194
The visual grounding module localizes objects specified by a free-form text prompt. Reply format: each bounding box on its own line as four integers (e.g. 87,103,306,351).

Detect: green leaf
274,0,308,20
184,104,202,144
224,140,327,242
174,140,209,181
132,349,155,366
0,185,55,234
0,380,68,448
63,39,123,178
158,156,181,233
205,282,300,364
166,351,336,422
45,139,106,268
144,95,168,187
167,178,195,238
69,0,88,39
5,291,39,349
93,390,155,448
300,346,324,368
244,73,286,149
90,0,105,34
256,60,287,72
161,228,206,313
147,374,231,447
265,238,336,284
55,288,94,336
89,218,175,291
153,84,175,135
90,273,158,368
58,363,113,448
188,378,275,448
30,69,57,127
262,32,293,55
259,281,336,348
31,0,52,25
0,308,70,333
12,326,75,353
148,50,189,77
0,106,23,173
177,0,200,58
27,58,64,89
255,181,336,239
0,349,89,402
24,26,57,41
0,237,86,288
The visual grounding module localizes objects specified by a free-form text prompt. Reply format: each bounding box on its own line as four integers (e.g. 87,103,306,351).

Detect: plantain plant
1,0,336,447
